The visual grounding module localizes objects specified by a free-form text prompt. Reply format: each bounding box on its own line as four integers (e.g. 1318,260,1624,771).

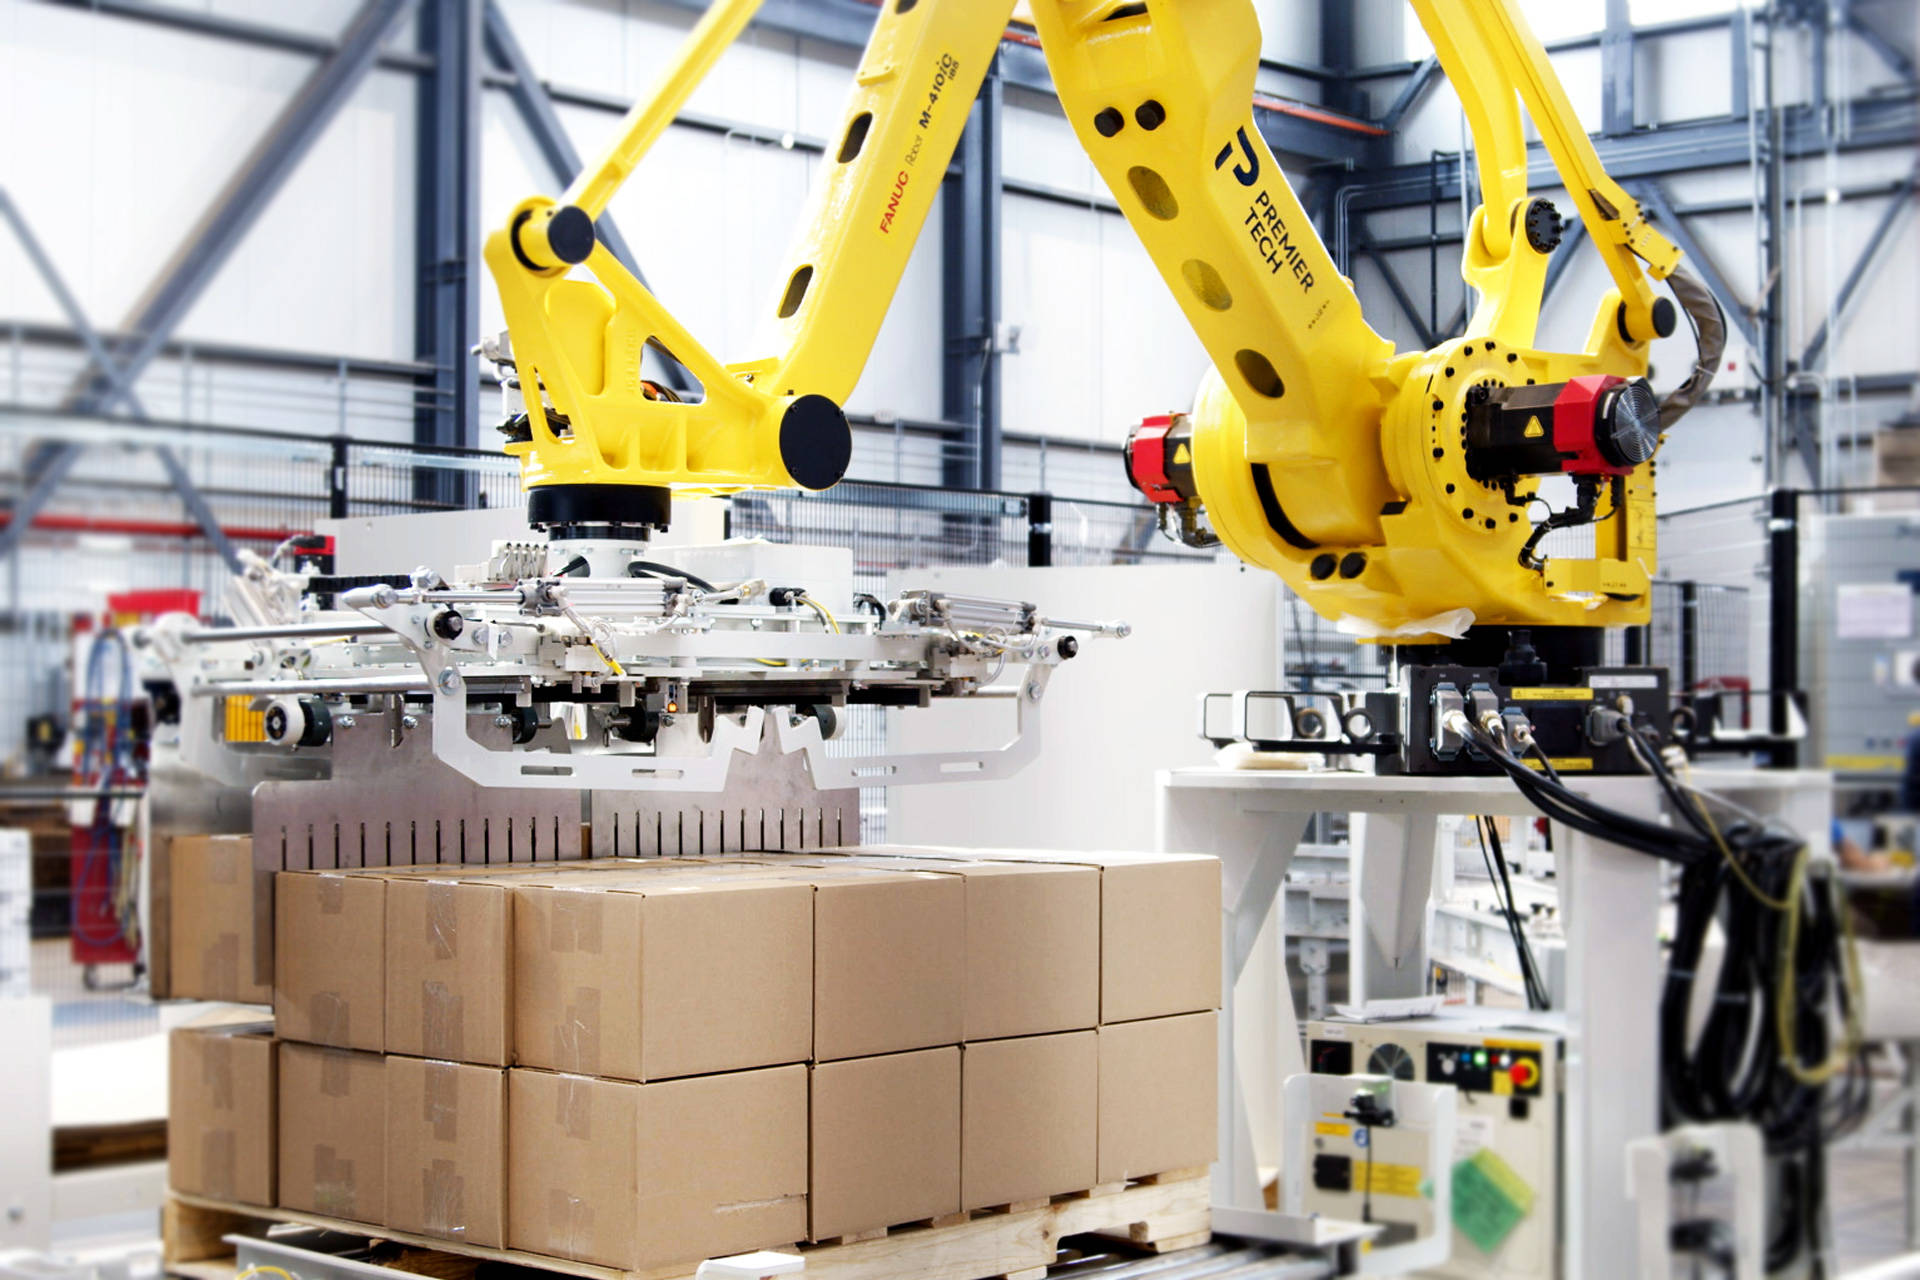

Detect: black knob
1056,635,1080,660
431,609,465,641
545,205,596,265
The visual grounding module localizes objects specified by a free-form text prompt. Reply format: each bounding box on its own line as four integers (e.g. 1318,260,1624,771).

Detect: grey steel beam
70,0,417,416
29,0,434,72
1847,8,1916,85
1601,0,1635,136
153,446,243,572
0,190,148,419
1541,220,1588,306
1633,182,1759,350
1341,93,1919,212
0,442,84,560
1320,0,1361,118
1352,227,1438,350
647,0,1377,165
1378,56,1440,134
1730,8,1752,117
942,63,1005,491
4,320,433,380
1798,171,1918,371
0,188,243,568
414,0,480,462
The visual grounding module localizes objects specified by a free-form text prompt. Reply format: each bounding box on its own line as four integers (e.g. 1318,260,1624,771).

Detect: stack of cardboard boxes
168,846,1220,1273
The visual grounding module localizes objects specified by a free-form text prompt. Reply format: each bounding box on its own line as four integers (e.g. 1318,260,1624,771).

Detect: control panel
1305,1018,1566,1279
1427,1041,1544,1098
1404,664,1671,776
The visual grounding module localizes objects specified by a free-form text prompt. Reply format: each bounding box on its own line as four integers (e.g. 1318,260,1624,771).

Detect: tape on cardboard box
556,1074,593,1140
427,881,458,958
202,1035,234,1109
424,1061,459,1142
422,980,465,1060
202,1128,237,1201
310,992,352,1050
551,892,604,953
549,1189,596,1261
313,1143,357,1219
424,1159,468,1238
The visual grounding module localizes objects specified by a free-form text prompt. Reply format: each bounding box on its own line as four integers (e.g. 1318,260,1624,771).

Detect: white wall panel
0,4,414,362
1000,197,1209,446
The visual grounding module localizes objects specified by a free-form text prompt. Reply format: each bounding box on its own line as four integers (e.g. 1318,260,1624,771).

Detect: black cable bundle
1450,710,1869,1276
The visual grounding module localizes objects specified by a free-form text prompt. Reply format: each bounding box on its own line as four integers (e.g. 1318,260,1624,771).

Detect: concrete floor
1832,1142,1919,1274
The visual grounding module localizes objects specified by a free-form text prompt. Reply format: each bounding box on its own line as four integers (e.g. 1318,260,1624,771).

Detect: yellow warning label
224,696,267,743
1523,757,1595,772
1825,754,1903,772
1316,1122,1351,1138
1173,442,1191,465
1358,1162,1424,1198
1507,687,1594,701
1524,416,1545,439
1483,1039,1543,1052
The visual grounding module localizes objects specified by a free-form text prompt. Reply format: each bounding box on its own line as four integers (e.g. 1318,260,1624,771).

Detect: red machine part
1126,414,1184,504
1550,374,1632,475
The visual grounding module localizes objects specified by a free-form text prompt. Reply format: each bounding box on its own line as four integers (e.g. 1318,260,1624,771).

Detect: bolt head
336,715,357,730
494,714,514,728
401,714,419,730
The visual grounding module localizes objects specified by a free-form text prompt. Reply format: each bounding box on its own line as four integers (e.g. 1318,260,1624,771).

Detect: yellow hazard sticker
1524,416,1545,439
1357,1162,1425,1198
1825,754,1903,772
1507,687,1595,701
1523,757,1595,771
1173,442,1191,465
1316,1122,1351,1138
224,696,267,743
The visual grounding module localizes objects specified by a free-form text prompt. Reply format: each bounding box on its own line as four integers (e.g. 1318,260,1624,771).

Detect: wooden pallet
165,1170,1210,1280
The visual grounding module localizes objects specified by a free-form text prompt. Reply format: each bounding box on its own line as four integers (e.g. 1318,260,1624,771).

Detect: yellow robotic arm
484,0,1717,640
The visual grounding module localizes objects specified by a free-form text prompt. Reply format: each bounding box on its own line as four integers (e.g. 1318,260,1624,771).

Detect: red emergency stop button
1510,1059,1539,1089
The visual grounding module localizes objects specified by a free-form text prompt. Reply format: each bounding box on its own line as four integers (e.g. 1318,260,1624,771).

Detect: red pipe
0,512,301,543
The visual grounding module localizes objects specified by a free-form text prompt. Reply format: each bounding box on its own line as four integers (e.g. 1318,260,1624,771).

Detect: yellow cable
1679,760,1862,1084
798,595,840,634
236,1266,295,1280
1680,758,1793,911
1774,845,1865,1086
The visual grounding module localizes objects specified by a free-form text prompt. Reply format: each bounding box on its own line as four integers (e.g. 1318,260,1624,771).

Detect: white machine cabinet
1157,765,1831,1280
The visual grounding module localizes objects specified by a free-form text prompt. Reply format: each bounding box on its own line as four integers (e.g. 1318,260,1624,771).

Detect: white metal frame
1156,764,1832,1280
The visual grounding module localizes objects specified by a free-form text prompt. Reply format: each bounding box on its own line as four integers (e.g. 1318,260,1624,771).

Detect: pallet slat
166,1173,1210,1280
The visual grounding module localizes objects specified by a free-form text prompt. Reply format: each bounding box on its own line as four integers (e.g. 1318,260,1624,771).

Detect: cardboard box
277,1042,386,1222
275,872,386,1051
508,1066,807,1269
1096,1012,1217,1183
810,1047,960,1239
820,854,1097,1041
737,861,963,1060
962,1032,1096,1208
386,1057,507,1247
513,876,812,1080
869,848,1219,1025
168,1022,276,1205
385,878,511,1065
170,836,270,1005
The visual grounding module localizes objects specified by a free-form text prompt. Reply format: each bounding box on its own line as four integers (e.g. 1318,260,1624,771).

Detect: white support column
1349,809,1441,1003
1558,780,1667,1280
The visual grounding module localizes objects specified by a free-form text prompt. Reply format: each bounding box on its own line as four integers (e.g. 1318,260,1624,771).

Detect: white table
1157,764,1831,1280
